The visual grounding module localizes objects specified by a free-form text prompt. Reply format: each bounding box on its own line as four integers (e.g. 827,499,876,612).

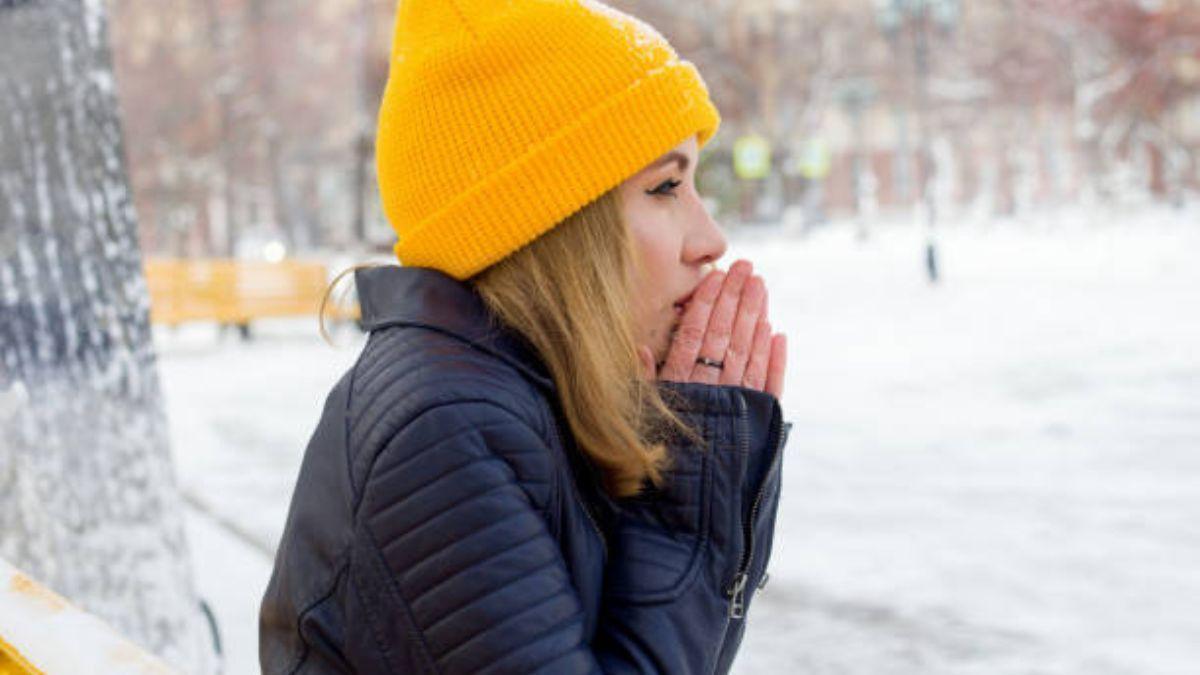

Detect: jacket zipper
724,395,791,619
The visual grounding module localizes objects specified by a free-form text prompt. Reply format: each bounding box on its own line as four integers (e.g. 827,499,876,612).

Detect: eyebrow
646,151,689,173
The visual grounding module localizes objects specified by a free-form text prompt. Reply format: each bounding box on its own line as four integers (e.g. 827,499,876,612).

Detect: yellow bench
143,259,360,333
0,557,179,674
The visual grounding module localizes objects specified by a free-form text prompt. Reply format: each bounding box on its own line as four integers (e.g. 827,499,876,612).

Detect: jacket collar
355,265,555,393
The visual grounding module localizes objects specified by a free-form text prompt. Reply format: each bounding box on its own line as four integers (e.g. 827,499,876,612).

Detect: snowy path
161,323,362,674
159,211,1200,674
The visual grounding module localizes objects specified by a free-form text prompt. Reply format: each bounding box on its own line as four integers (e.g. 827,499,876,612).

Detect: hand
638,259,787,400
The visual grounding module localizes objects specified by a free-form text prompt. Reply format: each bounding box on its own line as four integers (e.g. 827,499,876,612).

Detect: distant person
259,1,792,673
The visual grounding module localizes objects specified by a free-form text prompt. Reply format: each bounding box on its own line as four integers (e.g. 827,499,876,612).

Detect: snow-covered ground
158,206,1200,675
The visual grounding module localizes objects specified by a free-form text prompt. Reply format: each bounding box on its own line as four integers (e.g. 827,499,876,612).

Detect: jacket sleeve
593,381,790,674
350,387,788,674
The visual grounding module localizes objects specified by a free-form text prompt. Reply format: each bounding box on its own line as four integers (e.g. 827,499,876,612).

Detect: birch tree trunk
0,1,214,671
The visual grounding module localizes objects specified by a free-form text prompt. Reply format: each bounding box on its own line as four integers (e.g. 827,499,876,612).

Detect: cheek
628,216,678,281
633,235,674,282
629,227,677,320
629,230,679,355
621,193,685,349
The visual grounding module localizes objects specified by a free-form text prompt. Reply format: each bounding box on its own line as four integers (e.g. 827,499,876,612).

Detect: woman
260,1,792,673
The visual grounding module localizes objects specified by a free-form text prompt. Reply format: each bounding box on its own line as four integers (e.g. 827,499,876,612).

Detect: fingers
719,275,765,387
692,260,753,384
742,318,772,390
765,333,787,400
659,268,725,381
637,344,656,381
656,259,787,402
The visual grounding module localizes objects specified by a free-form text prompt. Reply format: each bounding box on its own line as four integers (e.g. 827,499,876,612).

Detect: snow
159,320,361,674
183,508,273,675
0,556,176,674
159,206,1200,674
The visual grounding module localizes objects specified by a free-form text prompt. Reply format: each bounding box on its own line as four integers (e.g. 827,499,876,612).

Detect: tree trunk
0,1,213,671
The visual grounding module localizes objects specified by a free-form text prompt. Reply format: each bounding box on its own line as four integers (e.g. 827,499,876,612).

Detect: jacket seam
421,545,556,639
351,398,558,672
344,335,372,505
356,332,536,406
353,328,433,396
604,436,713,604
366,418,537,496
363,320,553,391
351,353,534,449
350,556,402,673
362,522,443,674
533,397,568,544
543,398,611,559
284,553,350,675
352,397,544,518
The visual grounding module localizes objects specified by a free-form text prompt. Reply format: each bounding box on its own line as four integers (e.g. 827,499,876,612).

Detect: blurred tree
615,0,871,221
99,0,1199,242
109,0,396,256
0,0,214,670
1029,0,1200,199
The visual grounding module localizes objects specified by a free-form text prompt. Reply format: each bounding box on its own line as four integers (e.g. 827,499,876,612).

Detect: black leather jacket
259,265,792,673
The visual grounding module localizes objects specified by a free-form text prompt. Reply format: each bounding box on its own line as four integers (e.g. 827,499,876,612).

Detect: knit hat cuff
393,59,720,280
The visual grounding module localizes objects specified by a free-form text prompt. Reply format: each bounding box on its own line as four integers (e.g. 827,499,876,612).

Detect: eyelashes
646,178,682,198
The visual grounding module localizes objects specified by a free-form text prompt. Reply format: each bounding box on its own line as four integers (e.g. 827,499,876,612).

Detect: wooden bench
0,557,178,674
143,259,359,336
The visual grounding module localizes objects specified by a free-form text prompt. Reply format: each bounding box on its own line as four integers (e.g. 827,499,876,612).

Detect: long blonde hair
322,188,703,499
470,188,702,499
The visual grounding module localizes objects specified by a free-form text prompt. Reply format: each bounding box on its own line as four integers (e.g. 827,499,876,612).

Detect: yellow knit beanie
376,0,721,280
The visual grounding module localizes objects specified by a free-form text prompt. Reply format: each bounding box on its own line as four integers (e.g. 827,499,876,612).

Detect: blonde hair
471,188,702,499
321,188,703,499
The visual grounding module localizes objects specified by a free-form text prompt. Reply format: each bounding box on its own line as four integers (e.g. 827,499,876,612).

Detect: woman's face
617,135,728,364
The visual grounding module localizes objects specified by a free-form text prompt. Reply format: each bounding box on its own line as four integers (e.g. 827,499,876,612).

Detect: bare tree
0,0,214,670
1024,0,1200,201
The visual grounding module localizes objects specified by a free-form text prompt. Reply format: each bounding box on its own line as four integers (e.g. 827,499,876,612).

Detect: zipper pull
727,572,749,619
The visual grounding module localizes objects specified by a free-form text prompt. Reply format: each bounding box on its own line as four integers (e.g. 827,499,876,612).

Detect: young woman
260,1,792,673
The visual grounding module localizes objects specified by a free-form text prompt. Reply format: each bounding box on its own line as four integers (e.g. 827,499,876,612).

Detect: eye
646,178,682,198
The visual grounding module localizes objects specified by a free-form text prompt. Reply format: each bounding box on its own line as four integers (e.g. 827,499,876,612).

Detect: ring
696,355,724,370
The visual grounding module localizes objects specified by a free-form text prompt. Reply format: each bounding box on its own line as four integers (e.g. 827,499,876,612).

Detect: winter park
2,1,1199,674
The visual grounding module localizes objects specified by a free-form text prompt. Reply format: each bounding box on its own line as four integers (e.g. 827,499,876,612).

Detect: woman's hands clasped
638,260,787,400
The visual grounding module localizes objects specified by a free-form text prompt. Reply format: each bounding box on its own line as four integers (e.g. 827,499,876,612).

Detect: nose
682,194,727,268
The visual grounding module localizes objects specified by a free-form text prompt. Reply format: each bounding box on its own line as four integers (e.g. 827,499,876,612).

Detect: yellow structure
143,259,360,328
0,558,177,674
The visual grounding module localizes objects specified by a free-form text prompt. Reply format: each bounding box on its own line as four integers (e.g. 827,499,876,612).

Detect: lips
673,289,695,311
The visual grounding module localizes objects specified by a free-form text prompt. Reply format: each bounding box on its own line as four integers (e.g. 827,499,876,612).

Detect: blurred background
2,0,1198,674
107,0,1200,257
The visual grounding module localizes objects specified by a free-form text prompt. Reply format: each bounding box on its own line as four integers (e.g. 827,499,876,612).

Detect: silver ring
696,355,724,369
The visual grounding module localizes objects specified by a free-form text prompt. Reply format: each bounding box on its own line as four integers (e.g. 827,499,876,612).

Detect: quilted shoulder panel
347,324,553,511
357,397,590,673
